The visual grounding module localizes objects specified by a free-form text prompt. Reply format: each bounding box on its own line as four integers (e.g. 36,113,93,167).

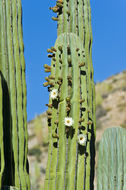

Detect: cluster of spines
0,0,30,189
44,33,94,189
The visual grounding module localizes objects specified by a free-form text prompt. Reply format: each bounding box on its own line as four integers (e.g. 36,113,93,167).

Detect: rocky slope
28,70,126,190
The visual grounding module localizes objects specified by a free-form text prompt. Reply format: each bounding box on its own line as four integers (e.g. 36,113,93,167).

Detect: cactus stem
46,104,53,108
79,62,85,67
52,17,59,21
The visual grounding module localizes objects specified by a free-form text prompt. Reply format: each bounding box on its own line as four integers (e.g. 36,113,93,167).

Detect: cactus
44,0,96,188
97,127,126,190
0,0,30,189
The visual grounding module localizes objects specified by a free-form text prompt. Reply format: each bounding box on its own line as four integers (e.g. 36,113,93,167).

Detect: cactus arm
97,127,126,190
16,0,30,188
0,75,4,188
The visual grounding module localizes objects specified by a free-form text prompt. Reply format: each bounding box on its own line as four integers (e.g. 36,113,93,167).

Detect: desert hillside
28,70,126,190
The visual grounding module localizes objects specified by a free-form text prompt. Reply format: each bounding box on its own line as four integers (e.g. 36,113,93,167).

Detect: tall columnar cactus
44,0,96,189
97,127,126,190
0,0,30,189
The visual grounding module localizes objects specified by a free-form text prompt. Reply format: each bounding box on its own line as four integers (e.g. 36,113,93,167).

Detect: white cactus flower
50,89,58,99
64,117,74,127
78,134,87,146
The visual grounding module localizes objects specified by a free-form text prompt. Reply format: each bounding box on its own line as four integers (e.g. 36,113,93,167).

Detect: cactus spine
97,127,126,190
44,0,96,189
0,0,30,189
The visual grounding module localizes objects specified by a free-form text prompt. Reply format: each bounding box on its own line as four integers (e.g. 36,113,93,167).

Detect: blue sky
21,0,126,121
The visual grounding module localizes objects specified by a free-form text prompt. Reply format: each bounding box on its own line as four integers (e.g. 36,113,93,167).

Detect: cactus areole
44,0,96,189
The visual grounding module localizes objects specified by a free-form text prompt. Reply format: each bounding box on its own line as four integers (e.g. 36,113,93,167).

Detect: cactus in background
0,0,30,189
44,0,96,189
97,127,126,190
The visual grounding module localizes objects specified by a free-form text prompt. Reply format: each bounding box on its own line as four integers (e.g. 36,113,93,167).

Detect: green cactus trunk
44,0,96,189
97,127,126,190
0,0,30,189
